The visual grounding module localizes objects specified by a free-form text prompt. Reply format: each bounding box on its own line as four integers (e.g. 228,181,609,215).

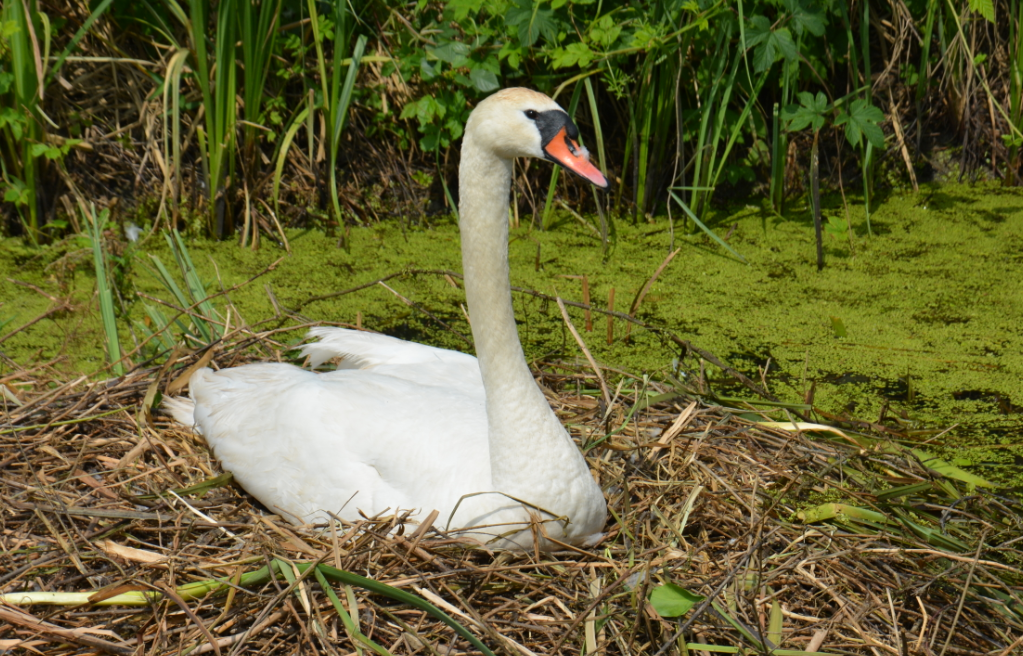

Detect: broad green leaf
420,57,438,80
649,583,704,617
505,0,557,46
445,0,485,21
469,68,499,92
430,41,470,66
782,91,828,132
498,40,524,69
589,15,621,48
835,98,886,150
28,143,52,158
785,0,827,36
550,42,593,69
744,15,771,46
970,0,994,22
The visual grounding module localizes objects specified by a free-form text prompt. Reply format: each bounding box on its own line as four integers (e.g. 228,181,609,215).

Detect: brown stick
0,605,135,655
557,296,610,408
625,248,680,340
0,302,70,345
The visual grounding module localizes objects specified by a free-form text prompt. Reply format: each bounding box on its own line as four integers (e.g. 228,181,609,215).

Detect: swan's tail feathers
300,326,470,369
163,396,200,432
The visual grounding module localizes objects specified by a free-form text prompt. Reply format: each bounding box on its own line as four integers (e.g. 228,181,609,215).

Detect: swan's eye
524,109,539,120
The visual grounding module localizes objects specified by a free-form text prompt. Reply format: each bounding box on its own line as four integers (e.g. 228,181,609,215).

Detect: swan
165,88,608,550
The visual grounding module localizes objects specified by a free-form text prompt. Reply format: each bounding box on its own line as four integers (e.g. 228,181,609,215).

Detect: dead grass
1,333,1021,656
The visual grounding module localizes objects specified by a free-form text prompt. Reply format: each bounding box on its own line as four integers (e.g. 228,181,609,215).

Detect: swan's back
171,328,490,526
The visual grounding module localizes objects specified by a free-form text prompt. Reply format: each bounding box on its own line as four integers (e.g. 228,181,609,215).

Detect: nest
1,334,1021,656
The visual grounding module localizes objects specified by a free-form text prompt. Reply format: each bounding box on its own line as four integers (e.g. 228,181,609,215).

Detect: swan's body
165,88,608,550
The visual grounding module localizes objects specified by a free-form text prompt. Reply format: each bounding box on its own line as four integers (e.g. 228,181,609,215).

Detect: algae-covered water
2,183,1021,482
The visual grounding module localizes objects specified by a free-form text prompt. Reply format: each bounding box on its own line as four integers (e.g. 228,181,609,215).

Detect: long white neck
458,133,594,506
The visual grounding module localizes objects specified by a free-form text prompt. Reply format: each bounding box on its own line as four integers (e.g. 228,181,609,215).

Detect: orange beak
543,127,608,189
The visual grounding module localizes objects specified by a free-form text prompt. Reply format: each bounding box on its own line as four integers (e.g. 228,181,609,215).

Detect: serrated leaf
786,0,827,36
836,98,886,149
782,91,828,133
445,0,485,21
430,41,470,66
745,15,771,46
469,68,499,92
773,27,797,61
550,42,594,69
970,0,994,22
28,143,51,158
649,583,704,617
420,57,438,80
499,40,523,69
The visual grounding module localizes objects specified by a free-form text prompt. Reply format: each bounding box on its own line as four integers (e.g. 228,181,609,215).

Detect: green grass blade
668,191,745,262
313,566,392,656
710,599,765,650
292,561,497,656
87,205,123,375
583,77,611,249
140,304,177,352
327,34,368,233
272,105,311,216
44,0,114,88
171,230,221,339
768,595,784,648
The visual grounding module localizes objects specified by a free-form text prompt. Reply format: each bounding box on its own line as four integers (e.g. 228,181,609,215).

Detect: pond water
2,182,1020,484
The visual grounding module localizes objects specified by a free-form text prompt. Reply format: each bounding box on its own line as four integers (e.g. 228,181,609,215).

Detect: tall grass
1008,0,1023,184
87,205,124,376
0,0,111,242
1,0,1020,246
190,0,237,237
307,0,367,241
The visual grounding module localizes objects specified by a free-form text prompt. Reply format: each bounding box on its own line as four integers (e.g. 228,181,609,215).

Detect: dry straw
0,329,1020,655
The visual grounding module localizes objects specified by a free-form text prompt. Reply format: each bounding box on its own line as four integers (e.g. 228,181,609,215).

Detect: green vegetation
1,4,1020,652
2,182,1020,485
0,0,1015,243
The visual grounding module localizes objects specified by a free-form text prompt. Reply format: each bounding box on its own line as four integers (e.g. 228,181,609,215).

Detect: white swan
165,88,608,550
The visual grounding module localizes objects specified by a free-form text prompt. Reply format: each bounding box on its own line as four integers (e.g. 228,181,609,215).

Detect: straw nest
1,334,1020,656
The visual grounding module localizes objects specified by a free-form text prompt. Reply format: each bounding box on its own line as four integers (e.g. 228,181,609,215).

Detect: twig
0,605,135,655
938,530,988,656
556,296,610,408
377,281,471,345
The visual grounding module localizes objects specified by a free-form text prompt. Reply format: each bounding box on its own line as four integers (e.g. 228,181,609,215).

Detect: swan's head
467,88,608,188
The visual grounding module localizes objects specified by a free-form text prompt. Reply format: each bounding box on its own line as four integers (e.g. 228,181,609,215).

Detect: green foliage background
0,0,1016,240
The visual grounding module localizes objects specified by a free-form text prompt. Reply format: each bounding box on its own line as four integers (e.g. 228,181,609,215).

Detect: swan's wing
302,327,476,369
178,363,490,527
300,327,482,396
